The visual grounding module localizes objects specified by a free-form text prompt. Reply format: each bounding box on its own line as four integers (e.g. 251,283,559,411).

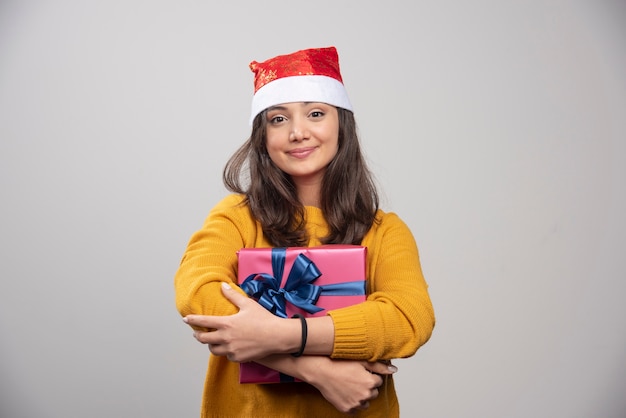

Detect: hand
304,357,397,414
183,282,284,362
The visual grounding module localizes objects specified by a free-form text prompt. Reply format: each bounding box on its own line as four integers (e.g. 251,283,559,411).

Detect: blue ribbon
240,248,365,318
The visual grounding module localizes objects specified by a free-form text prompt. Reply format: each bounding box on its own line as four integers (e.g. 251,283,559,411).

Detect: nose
289,120,310,142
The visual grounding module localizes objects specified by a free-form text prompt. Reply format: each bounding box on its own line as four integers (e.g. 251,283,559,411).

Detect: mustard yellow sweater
175,194,435,418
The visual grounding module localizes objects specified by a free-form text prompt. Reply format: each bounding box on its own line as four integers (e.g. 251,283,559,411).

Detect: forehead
266,102,335,112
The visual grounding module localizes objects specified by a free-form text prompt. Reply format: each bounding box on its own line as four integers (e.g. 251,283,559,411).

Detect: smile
286,147,317,159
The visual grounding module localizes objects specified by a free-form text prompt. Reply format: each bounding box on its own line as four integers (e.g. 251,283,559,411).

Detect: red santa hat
248,46,353,124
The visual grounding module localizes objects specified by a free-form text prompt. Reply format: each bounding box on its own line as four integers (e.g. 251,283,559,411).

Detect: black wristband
291,314,307,357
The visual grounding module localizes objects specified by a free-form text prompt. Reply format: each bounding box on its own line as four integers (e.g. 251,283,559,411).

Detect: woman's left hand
183,282,288,362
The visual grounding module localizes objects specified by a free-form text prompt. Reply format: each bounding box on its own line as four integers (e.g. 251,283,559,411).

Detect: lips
287,147,317,159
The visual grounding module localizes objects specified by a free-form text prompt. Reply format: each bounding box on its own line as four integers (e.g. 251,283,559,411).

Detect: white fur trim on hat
249,75,353,124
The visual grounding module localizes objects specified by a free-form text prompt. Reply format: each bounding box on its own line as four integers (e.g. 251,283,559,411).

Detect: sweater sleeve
174,194,256,320
328,212,435,361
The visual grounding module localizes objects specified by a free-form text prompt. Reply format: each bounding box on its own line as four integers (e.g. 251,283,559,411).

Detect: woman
175,46,435,417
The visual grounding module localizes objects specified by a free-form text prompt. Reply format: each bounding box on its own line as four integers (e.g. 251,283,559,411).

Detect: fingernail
388,365,398,373
222,282,232,290
182,317,188,323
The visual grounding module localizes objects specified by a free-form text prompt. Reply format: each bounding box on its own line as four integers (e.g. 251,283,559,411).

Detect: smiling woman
264,102,339,205
174,46,435,417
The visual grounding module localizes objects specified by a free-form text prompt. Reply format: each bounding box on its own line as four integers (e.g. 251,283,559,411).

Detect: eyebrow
266,105,287,112
266,102,315,112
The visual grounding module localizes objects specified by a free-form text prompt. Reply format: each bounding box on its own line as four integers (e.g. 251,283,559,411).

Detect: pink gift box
236,245,367,384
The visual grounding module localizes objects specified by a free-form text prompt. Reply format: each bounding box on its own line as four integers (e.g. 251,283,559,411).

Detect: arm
174,195,252,322
184,284,397,413
328,213,436,361
257,355,396,414
182,212,435,361
176,195,338,358
184,282,335,361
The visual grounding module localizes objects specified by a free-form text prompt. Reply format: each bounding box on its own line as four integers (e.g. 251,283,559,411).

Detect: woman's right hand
302,357,397,414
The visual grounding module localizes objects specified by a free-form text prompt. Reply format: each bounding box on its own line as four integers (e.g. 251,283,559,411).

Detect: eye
309,110,325,118
268,115,286,124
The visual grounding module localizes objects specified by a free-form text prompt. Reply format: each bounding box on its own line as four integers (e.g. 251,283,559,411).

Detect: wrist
273,315,304,355
298,356,332,386
290,314,307,357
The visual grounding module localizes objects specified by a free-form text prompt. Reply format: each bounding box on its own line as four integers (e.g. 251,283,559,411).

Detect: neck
295,181,321,208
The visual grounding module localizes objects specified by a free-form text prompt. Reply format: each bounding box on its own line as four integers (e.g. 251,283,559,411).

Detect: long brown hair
223,107,379,247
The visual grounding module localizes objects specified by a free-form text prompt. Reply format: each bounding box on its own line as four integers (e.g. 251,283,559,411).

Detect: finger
365,361,398,375
193,329,226,345
220,281,250,309
192,330,205,343
183,314,224,330
370,388,379,399
208,344,226,357
206,343,239,362
371,374,383,389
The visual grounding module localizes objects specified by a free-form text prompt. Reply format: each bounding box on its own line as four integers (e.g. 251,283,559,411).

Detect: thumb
220,281,250,308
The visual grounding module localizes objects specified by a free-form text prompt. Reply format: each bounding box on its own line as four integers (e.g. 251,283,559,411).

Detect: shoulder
210,193,247,213
364,208,417,244
374,209,410,230
197,194,261,245
204,193,254,226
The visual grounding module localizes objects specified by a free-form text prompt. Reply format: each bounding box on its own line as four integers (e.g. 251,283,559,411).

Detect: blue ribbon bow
240,248,365,318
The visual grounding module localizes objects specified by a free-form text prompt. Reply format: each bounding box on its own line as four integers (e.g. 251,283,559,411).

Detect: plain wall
1,1,625,417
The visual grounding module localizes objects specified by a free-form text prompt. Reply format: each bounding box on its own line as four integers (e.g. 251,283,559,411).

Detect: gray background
1,1,625,417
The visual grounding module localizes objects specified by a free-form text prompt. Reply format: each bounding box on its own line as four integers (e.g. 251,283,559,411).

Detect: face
265,102,339,187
